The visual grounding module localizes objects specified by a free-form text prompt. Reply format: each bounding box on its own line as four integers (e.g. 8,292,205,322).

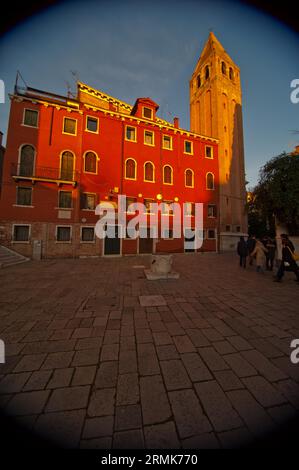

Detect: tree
250,150,299,235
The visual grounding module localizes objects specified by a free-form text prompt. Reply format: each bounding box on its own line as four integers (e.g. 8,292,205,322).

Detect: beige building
190,32,247,250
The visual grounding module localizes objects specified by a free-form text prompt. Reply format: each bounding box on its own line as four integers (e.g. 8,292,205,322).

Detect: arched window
60,151,74,181
144,161,154,182
19,144,35,176
185,169,194,188
125,158,136,180
221,62,226,75
229,67,234,80
163,165,173,185
84,151,97,174
206,172,215,190
197,75,201,88
205,65,210,80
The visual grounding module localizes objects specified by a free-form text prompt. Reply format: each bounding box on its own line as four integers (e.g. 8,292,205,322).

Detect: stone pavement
0,253,298,449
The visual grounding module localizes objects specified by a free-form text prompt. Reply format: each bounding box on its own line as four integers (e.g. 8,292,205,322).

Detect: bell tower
190,32,247,250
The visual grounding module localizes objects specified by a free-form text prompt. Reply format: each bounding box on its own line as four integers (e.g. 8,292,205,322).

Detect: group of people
237,234,299,283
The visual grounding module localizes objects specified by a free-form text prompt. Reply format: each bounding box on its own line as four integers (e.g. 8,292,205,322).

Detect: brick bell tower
190,32,247,250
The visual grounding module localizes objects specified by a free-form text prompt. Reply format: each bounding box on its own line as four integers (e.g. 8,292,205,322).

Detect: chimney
173,117,179,129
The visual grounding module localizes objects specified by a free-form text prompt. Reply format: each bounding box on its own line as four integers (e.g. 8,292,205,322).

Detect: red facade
0,83,219,258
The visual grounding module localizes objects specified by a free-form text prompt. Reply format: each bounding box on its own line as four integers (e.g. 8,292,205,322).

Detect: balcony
11,163,78,187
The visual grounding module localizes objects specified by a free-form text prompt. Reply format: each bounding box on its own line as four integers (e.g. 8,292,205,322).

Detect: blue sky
0,0,298,187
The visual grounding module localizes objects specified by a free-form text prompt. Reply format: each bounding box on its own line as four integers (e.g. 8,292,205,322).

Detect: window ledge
13,204,34,208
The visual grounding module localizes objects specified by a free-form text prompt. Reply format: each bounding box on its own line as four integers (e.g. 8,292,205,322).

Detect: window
16,187,32,206
19,144,35,177
229,67,234,80
142,107,153,119
60,151,74,181
162,201,173,216
185,169,194,188
185,202,195,217
206,172,215,190
86,116,98,133
56,226,71,242
63,117,77,135
13,225,30,242
205,66,210,79
126,197,137,213
144,130,154,146
208,204,217,218
162,135,172,150
162,228,173,239
144,161,154,182
81,193,96,210
23,109,38,127
221,62,227,75
236,225,241,233
81,227,95,242
225,225,231,232
205,146,213,159
125,158,137,180
197,75,201,88
163,165,173,185
84,152,97,174
184,140,193,154
125,126,136,142
207,229,216,239
144,198,155,214
59,191,72,209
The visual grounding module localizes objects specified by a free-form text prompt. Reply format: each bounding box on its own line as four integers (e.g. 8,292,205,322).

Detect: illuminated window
205,146,213,159
126,197,137,213
185,202,195,217
185,169,194,188
86,116,98,133
125,126,137,142
81,193,96,210
125,158,137,180
163,165,173,185
84,152,97,174
144,198,155,214
60,151,74,181
206,172,215,190
144,161,154,182
23,109,38,127
144,130,154,146
63,117,77,135
162,135,172,150
184,140,193,154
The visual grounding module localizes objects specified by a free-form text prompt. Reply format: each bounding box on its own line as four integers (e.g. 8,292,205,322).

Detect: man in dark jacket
265,237,276,271
273,235,299,282
237,236,248,268
246,235,256,266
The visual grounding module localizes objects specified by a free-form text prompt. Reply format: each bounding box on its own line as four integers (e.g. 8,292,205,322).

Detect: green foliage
252,152,299,235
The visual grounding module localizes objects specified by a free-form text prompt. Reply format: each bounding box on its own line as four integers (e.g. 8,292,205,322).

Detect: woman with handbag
273,235,299,282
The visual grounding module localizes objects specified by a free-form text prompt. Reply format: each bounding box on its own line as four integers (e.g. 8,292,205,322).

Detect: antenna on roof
15,71,27,94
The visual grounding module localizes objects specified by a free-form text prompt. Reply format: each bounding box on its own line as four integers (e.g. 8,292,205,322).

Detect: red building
0,80,219,258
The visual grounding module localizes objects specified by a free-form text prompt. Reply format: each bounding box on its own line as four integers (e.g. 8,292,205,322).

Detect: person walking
266,237,276,271
273,235,299,282
250,238,267,273
237,236,248,268
246,235,256,266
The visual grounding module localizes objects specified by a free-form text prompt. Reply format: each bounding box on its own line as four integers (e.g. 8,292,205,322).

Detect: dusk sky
0,0,298,187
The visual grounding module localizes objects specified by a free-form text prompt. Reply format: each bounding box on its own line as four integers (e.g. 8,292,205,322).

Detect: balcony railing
11,163,78,186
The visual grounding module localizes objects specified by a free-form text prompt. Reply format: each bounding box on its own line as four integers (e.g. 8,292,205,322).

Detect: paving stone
213,341,236,355
223,353,257,377
104,330,120,345
75,337,103,350
242,376,286,407
173,335,196,353
72,366,96,386
135,329,153,344
95,362,118,389
144,422,180,449
201,328,224,342
165,322,185,336
72,328,93,339
267,404,296,424
0,372,31,394
160,360,191,391
182,433,220,449
23,370,52,391
218,427,253,449
152,331,173,346
50,329,73,341
271,357,299,382
116,373,139,405
228,336,253,351
72,348,100,366
137,343,160,376
113,429,144,449
198,347,229,372
14,354,47,373
46,385,90,412
80,437,112,449
6,390,50,416
139,295,166,307
186,329,210,348
115,404,142,431
35,409,85,448
181,353,213,382
241,350,288,382
120,336,136,351
119,349,137,374
47,368,74,389
156,345,179,361
276,379,299,409
100,344,119,361
195,380,243,432
169,389,212,438
42,351,74,370
83,416,114,439
140,375,171,425
88,388,115,417
214,370,243,392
